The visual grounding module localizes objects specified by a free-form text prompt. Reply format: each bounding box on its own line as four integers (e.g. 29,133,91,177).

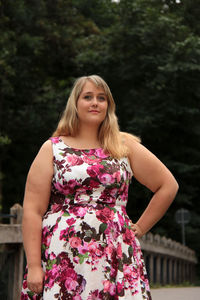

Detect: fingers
27,282,43,294
27,267,44,294
130,222,143,238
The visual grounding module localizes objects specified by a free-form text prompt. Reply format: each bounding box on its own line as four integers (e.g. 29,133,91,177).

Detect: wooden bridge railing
0,204,198,299
140,232,197,285
0,204,23,300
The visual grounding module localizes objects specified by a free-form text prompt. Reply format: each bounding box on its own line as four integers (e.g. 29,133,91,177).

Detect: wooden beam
0,224,22,243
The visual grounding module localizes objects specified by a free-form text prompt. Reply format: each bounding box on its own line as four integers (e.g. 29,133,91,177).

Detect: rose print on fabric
21,137,151,300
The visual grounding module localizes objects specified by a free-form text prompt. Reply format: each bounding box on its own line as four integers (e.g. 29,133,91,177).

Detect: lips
89,110,99,113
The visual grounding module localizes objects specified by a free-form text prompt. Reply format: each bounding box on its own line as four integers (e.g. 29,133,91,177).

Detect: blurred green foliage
0,0,200,276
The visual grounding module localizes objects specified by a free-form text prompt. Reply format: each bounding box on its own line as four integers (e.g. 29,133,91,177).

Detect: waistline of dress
48,201,127,213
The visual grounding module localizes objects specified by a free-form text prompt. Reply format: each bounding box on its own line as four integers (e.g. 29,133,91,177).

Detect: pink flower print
109,283,116,296
118,182,128,201
69,236,82,248
95,148,108,158
121,205,127,215
46,277,54,289
104,222,120,240
143,278,150,290
51,263,59,277
64,269,78,290
83,155,101,164
75,186,90,197
103,280,116,295
96,207,115,223
89,179,100,188
51,137,60,144
109,187,118,197
73,296,82,300
117,281,124,294
54,180,80,195
65,277,78,291
67,154,83,166
123,227,135,244
51,203,62,213
77,206,88,217
110,266,117,278
22,280,27,289
105,243,114,259
98,173,115,185
123,170,127,181
66,218,76,226
87,289,102,300
78,194,90,203
88,240,98,253
45,267,57,288
87,164,103,177
121,186,128,201
42,226,52,258
78,241,89,254
85,149,96,155
113,171,121,182
99,189,115,204
73,256,79,264
123,265,138,286
117,212,125,229
52,222,58,233
49,252,56,260
53,182,68,194
42,226,49,236
69,206,88,217
116,243,122,258
60,226,75,240
60,228,68,240
68,179,79,190
21,293,29,300
103,280,110,292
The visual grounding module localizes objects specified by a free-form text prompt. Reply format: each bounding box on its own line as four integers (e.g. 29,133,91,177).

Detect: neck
76,123,100,145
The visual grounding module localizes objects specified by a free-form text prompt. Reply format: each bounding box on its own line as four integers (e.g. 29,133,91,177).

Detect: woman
21,75,178,299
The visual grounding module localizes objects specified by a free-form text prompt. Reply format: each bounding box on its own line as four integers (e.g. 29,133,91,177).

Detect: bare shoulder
24,140,54,214
35,140,53,159
121,131,160,167
121,132,178,193
29,140,53,175
40,139,52,152
120,132,141,153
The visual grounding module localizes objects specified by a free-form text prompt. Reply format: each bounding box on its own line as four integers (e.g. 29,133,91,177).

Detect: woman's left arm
126,137,179,238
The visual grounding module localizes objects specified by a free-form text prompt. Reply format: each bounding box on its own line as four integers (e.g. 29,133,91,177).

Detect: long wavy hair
52,75,140,158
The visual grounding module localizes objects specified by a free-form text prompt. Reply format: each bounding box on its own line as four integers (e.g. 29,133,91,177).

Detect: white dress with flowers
21,137,151,300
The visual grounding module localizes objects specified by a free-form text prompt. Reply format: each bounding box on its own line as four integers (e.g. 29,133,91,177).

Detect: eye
84,95,92,100
98,96,106,101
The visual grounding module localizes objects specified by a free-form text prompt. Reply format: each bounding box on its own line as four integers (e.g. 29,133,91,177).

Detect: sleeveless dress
21,137,151,300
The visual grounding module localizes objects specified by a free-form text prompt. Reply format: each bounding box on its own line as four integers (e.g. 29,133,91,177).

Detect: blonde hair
52,75,140,158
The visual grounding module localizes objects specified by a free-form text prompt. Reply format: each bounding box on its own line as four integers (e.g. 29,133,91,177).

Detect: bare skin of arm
22,140,53,294
126,136,179,238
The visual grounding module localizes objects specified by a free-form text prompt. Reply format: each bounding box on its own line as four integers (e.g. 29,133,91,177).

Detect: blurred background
0,0,200,295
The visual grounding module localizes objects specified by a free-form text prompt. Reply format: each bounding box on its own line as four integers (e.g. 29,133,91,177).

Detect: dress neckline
58,137,103,151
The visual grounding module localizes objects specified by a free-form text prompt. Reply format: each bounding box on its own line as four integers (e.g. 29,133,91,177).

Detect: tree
1,0,200,277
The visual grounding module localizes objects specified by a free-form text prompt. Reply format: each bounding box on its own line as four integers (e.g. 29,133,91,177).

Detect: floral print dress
21,137,151,300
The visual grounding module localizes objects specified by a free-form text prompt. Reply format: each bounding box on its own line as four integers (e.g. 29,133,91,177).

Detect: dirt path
151,287,200,300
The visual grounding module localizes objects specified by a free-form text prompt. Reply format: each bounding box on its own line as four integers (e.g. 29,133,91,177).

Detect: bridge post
163,257,167,285
10,204,23,300
168,258,172,284
149,253,154,283
156,255,161,284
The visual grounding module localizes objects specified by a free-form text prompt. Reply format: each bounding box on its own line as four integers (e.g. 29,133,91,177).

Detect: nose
91,97,98,106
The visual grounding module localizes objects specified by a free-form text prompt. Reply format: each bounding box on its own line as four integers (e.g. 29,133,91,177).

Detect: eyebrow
83,92,106,96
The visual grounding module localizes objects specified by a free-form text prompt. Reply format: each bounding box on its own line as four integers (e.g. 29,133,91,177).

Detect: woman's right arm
22,140,53,294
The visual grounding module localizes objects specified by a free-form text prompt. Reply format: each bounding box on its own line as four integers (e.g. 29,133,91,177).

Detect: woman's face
77,80,108,126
